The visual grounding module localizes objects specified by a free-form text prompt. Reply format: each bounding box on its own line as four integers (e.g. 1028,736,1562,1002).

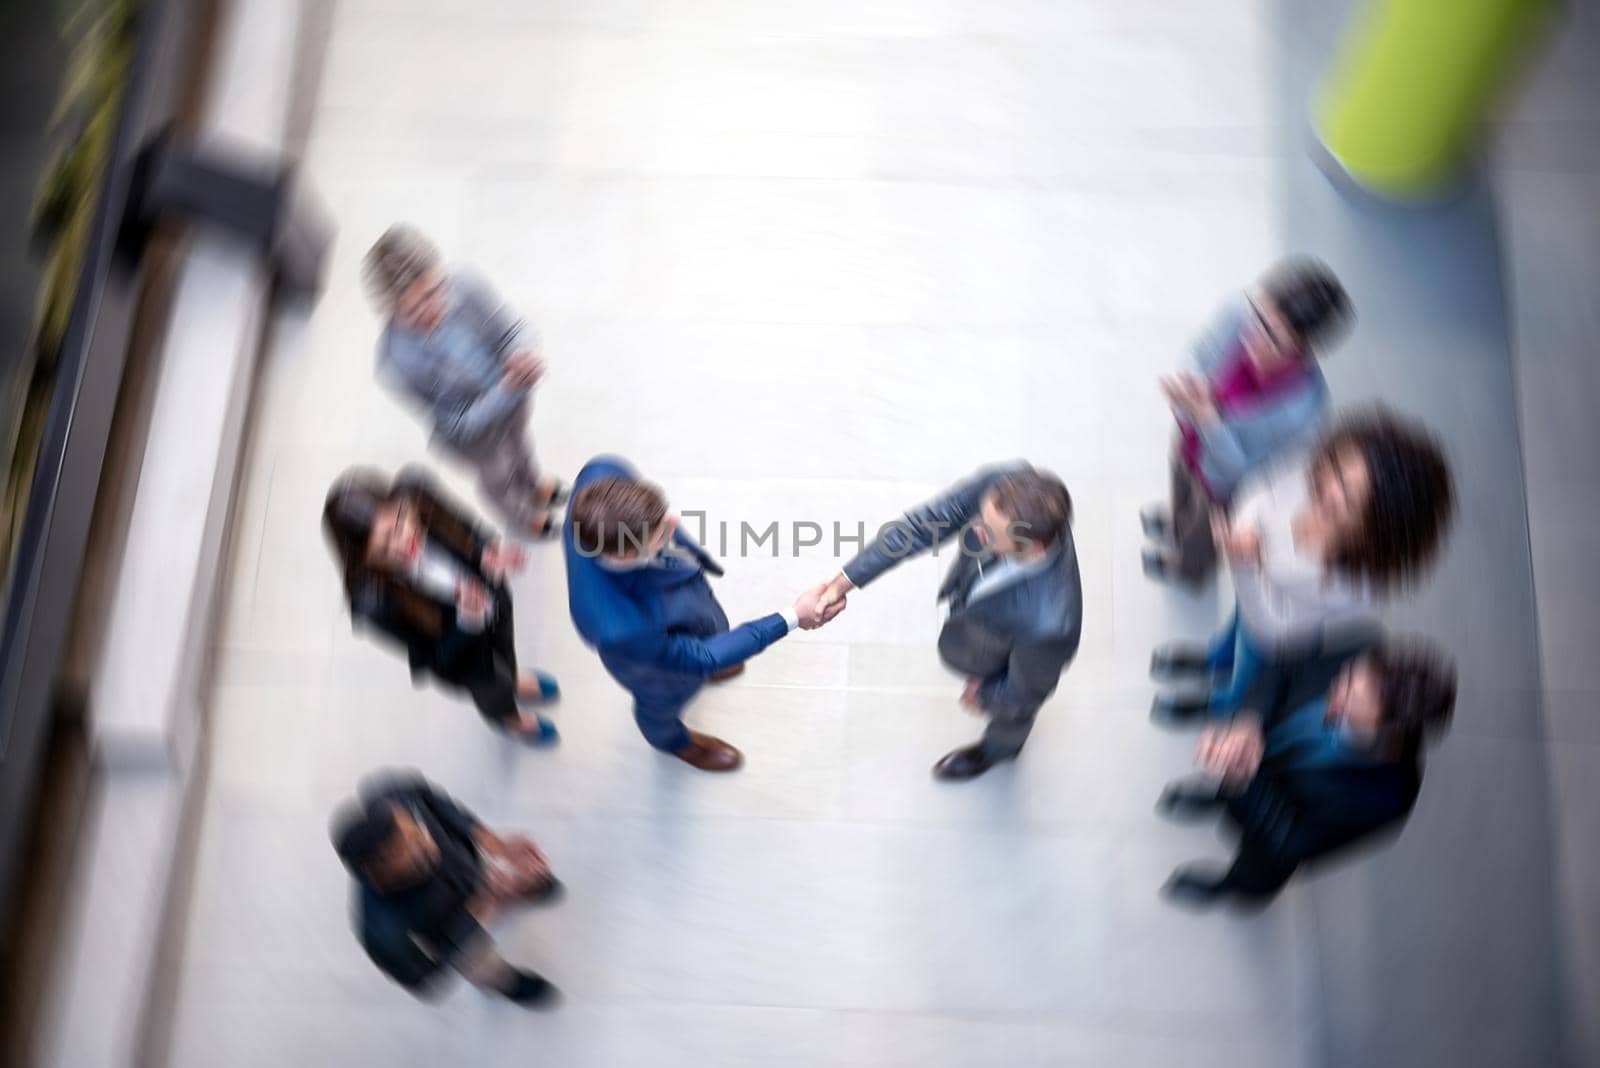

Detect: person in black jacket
323,466,559,743
1157,636,1455,906
331,770,562,1005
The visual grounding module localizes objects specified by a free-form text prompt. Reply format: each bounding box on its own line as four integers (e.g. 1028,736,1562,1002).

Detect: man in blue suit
563,457,842,771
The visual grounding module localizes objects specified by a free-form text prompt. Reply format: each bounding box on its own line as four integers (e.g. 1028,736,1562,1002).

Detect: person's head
977,469,1073,557
363,224,448,333
322,471,420,582
1326,639,1456,759
331,800,440,892
1244,258,1352,371
570,476,674,562
1309,407,1455,591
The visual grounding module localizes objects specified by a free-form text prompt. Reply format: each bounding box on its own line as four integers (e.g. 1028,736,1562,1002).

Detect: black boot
1149,644,1213,680
499,969,560,1008
1150,694,1211,727
1156,781,1225,823
1160,864,1233,908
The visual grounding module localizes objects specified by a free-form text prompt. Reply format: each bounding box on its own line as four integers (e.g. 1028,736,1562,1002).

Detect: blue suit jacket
564,456,789,680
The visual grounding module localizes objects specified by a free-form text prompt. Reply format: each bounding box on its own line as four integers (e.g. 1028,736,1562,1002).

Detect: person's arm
414,779,485,842
616,612,792,677
976,631,1080,719
379,331,527,442
455,270,539,357
841,461,1032,591
1230,559,1375,647
1186,300,1247,378
1193,382,1328,489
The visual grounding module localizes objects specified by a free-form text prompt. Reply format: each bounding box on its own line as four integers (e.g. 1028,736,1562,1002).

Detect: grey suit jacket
841,461,1083,720
376,271,537,448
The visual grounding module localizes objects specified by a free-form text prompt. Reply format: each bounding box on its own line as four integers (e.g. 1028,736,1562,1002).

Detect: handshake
790,573,854,631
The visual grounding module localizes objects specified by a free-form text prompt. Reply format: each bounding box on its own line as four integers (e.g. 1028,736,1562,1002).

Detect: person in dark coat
1158,636,1456,906
323,466,559,743
330,770,562,1005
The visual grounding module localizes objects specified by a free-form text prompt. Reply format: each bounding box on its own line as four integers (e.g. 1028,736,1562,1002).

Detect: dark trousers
938,624,1039,760
441,588,523,727
1166,454,1219,585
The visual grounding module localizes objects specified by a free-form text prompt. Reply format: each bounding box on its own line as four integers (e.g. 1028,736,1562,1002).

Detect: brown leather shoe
708,664,745,683
673,730,743,772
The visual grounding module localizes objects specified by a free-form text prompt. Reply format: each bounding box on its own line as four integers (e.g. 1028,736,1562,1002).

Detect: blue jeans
1204,610,1268,719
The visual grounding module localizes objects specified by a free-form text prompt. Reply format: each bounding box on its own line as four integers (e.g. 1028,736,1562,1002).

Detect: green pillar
1315,0,1555,199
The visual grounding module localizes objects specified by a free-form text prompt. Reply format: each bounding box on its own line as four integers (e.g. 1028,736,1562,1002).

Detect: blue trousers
1204,610,1269,719
599,651,703,753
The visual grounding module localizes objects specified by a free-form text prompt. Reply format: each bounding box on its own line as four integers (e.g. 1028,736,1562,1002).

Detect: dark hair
987,469,1073,548
1369,639,1457,756
1317,407,1454,591
570,476,669,556
322,470,394,589
330,799,399,874
1261,257,1352,355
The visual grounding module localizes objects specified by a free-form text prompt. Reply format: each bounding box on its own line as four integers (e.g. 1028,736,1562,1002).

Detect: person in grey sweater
815,463,1082,781
363,225,566,538
1141,259,1351,587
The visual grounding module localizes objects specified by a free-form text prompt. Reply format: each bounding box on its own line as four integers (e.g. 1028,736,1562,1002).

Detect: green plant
0,0,140,600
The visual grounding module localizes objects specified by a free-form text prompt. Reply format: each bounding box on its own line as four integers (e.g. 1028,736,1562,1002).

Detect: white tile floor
163,2,1321,1064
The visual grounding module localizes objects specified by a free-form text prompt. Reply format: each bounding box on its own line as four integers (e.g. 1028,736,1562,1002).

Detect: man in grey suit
363,225,564,538
815,463,1082,780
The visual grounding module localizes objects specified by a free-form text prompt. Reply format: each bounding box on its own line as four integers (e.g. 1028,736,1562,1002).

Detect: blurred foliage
1,0,140,601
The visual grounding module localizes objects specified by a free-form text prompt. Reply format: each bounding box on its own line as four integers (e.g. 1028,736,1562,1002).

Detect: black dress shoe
1141,547,1172,581
500,969,561,1008
1139,504,1169,539
1149,644,1212,679
1150,694,1211,727
1156,782,1224,823
1160,864,1232,908
932,744,996,781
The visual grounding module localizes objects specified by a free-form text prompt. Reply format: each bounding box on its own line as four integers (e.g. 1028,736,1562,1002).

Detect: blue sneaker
517,671,561,707
506,715,559,747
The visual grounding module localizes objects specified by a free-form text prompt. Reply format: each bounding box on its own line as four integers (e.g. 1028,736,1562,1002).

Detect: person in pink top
1142,259,1352,588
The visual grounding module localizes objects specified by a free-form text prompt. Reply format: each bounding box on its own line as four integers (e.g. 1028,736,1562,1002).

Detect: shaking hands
793,573,854,631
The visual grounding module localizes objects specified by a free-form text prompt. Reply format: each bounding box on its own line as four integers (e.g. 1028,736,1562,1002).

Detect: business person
1152,407,1454,724
1158,637,1455,906
323,467,560,744
331,770,563,1005
814,463,1082,781
563,456,843,772
1143,259,1350,587
363,224,565,537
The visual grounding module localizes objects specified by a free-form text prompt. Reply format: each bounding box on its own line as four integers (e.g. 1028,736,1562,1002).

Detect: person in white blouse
1150,408,1455,725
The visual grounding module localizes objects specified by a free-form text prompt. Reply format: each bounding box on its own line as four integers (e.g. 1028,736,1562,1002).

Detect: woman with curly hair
1151,407,1455,723
323,467,561,744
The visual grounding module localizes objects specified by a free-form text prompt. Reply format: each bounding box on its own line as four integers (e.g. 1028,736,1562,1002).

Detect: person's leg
453,422,547,533
1205,610,1240,672
980,706,1038,762
632,689,697,754
1170,464,1218,585
1205,619,1265,718
499,403,551,501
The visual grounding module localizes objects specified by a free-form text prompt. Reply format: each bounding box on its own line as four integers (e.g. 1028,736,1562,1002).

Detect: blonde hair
362,224,441,309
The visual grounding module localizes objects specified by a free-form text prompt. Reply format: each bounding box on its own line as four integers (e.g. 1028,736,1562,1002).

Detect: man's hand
480,541,527,581
960,677,984,714
814,573,854,613
1197,718,1265,785
1161,372,1216,422
502,351,546,391
794,582,847,630
458,579,492,627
